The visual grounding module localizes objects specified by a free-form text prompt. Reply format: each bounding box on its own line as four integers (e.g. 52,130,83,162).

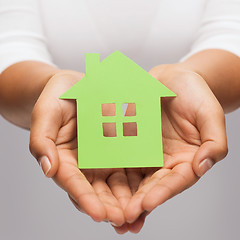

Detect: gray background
0,109,239,240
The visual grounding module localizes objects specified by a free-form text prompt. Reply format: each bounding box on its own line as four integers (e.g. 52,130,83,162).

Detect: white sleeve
0,0,54,73
181,0,240,61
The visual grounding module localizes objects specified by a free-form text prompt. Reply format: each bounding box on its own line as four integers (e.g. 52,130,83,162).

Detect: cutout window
122,103,136,116
102,123,116,137
101,103,137,137
123,122,137,136
102,103,116,116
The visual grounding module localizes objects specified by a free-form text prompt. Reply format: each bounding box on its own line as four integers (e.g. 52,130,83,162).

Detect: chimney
85,53,100,78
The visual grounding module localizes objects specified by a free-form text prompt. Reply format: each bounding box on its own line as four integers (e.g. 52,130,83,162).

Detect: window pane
122,103,136,116
102,103,116,116
102,122,116,137
123,122,137,136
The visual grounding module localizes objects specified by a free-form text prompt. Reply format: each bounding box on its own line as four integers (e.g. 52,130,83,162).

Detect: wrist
49,69,84,83
180,50,240,113
148,63,221,109
149,63,206,87
0,62,59,128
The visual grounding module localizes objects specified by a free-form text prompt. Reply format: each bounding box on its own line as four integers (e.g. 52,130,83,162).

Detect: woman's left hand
113,64,228,233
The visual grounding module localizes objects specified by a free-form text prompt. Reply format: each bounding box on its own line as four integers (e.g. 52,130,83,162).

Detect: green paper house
60,51,175,169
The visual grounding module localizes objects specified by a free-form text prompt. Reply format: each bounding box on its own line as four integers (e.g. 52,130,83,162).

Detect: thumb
193,105,228,177
29,97,61,178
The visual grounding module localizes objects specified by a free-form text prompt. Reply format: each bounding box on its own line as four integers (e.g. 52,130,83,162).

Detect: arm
111,0,240,231
0,0,57,128
0,60,130,227
122,50,240,234
179,0,240,112
181,49,240,113
0,1,128,228
0,61,59,128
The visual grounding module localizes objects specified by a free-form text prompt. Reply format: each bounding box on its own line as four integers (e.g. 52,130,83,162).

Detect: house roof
60,51,176,100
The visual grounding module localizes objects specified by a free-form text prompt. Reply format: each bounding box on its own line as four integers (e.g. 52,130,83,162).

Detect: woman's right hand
29,70,132,228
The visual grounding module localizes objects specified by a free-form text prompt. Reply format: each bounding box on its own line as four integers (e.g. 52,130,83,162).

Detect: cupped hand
29,71,133,227
29,65,228,234
116,64,228,233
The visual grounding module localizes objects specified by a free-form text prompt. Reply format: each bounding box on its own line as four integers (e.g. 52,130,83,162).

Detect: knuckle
217,142,228,160
29,137,40,159
148,66,163,79
221,144,228,158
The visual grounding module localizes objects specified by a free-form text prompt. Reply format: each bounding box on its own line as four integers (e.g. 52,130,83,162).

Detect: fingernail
109,221,119,227
127,219,135,224
39,156,51,176
198,158,214,177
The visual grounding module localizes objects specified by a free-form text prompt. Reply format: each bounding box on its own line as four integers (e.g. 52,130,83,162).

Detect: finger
125,168,143,194
128,211,149,234
112,223,129,235
92,175,125,227
107,170,132,209
53,150,107,222
125,164,198,222
108,169,141,235
113,211,148,234
29,75,77,178
68,194,85,214
193,103,228,177
138,168,159,189
125,168,170,223
29,97,62,177
142,163,198,212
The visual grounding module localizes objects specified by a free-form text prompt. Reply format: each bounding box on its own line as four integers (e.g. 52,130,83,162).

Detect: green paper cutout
60,51,176,169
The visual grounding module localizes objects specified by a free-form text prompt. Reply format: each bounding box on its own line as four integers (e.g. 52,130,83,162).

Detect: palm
54,111,132,231
120,67,226,233
31,73,132,226
31,68,226,234
119,101,200,233
53,98,131,226
53,70,219,233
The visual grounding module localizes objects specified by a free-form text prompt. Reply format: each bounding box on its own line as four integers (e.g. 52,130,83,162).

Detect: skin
119,64,228,233
0,49,239,234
